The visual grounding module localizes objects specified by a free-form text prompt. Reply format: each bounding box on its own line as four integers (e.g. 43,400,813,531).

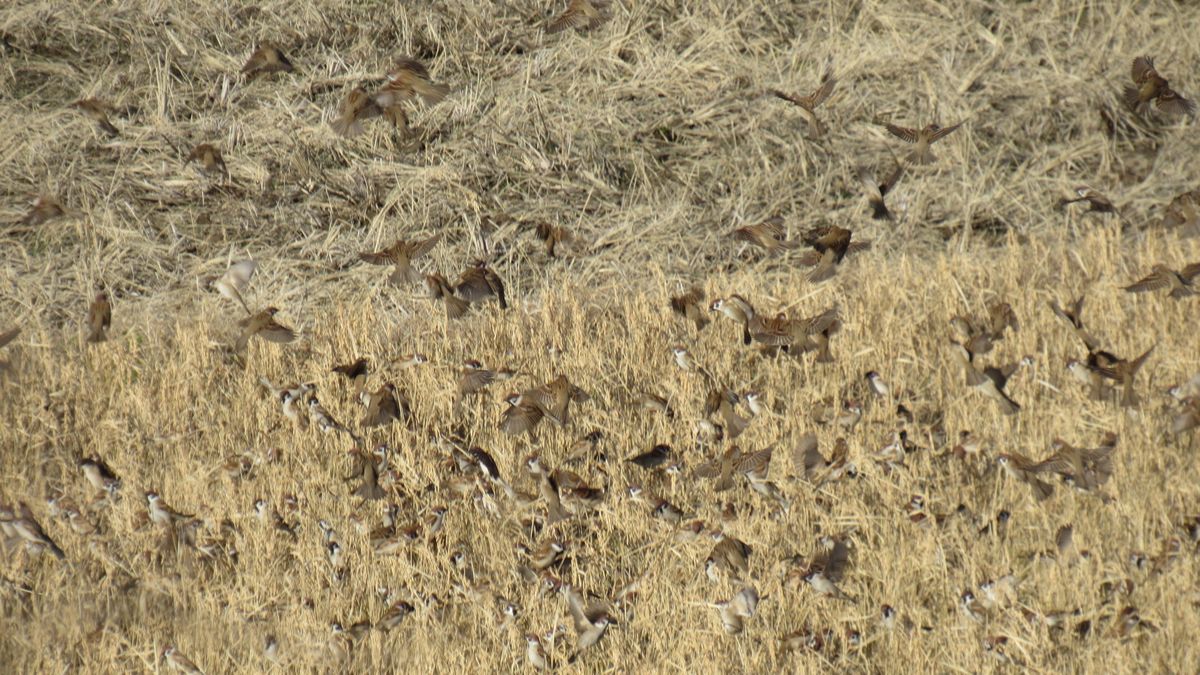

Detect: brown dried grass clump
2,0,1199,672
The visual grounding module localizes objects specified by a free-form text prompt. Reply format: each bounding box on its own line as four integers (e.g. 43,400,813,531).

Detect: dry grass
2,0,1200,672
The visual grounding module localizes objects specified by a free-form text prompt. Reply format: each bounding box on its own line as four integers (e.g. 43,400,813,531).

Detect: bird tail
868,197,892,220
1122,85,1142,112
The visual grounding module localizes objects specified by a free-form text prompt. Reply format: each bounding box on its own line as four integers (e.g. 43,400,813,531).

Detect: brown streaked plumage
236,307,296,350
996,453,1053,500
533,222,581,257
87,292,111,343
883,121,963,164
1123,263,1199,299
1161,189,1200,234
331,87,386,137
949,341,1021,414
857,161,903,220
362,383,410,429
1057,186,1117,214
1034,433,1117,492
1124,56,1195,116
1048,296,1100,351
770,60,837,136
185,143,228,178
670,286,709,331
332,357,369,389
241,42,295,80
546,0,609,34
731,216,798,254
70,98,118,136
374,57,450,108
22,194,66,226
455,261,508,309
501,392,545,438
359,234,441,285
796,226,871,282
425,273,471,319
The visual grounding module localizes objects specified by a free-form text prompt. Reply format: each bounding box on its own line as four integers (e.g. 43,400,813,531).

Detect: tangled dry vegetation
2,0,1200,672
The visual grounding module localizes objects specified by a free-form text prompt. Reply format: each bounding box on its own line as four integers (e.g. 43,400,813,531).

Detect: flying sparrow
546,0,610,34
1035,433,1118,492
730,216,799,254
1123,263,1199,299
359,234,441,285
996,454,1053,500
361,383,410,428
454,260,508,309
563,584,613,655
669,285,710,331
770,59,837,136
185,143,228,179
795,226,871,282
533,222,583,257
1123,56,1195,116
22,194,65,226
374,57,450,109
882,120,963,165
708,586,760,634
241,42,294,80
1048,295,1100,351
330,87,385,137
86,291,111,343
1057,186,1117,214
80,456,121,496
1161,188,1200,233
857,160,904,220
235,307,296,350
331,357,369,390
70,98,119,136
211,260,256,314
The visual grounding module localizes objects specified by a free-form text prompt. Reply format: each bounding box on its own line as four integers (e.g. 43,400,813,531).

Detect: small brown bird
424,273,471,319
708,586,760,634
533,222,582,258
241,42,295,80
22,194,66,226
857,161,904,220
146,491,194,527
771,60,837,136
996,453,1053,500
1173,396,1200,436
1124,263,1199,299
70,98,119,136
162,645,204,674
361,383,410,428
796,226,871,282
331,357,370,390
949,341,1022,415
1161,189,1200,233
1035,434,1118,492
7,502,66,559
374,57,450,108
1057,186,1117,214
211,260,256,314
185,144,228,179
883,120,963,164
547,0,609,34
563,585,613,655
236,307,296,350
670,285,709,331
1048,296,1100,351
80,456,121,495
330,87,386,137
731,216,799,254
1123,56,1195,116
359,234,441,285
501,392,546,438
86,291,111,343
455,261,508,309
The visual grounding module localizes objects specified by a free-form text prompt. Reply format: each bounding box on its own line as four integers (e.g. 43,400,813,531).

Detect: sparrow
950,301,1019,358
70,98,119,136
454,359,502,403
424,273,471,319
730,216,799,254
361,383,410,428
627,444,672,469
162,645,204,674
882,120,963,164
1036,434,1118,492
146,491,194,527
359,235,441,285
1123,56,1195,116
633,392,675,419
1172,396,1200,436
86,291,111,343
377,599,415,632
670,285,710,331
533,221,582,257
708,586,760,634
6,502,65,559
1057,186,1117,214
374,57,450,109
948,341,1021,414
527,456,569,524
211,260,256,314
707,532,752,581
1124,263,1200,299
22,194,65,226
857,160,904,220
1161,189,1200,233
528,540,566,570
1091,344,1156,407
1048,295,1100,351
352,454,386,501
563,584,612,655
546,0,609,34
996,454,1053,500
500,392,545,438
241,42,294,80
184,144,228,178
670,345,715,383
804,570,855,602
263,635,280,663
331,357,369,390
702,389,749,440
864,370,890,398
796,226,871,282
794,434,853,486
235,307,296,350
330,87,385,137
525,634,550,670
770,59,837,136
454,260,508,309
959,591,991,624
80,456,121,496
309,396,356,439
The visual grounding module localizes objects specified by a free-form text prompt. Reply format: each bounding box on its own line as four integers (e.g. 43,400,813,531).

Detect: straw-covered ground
2,0,1199,672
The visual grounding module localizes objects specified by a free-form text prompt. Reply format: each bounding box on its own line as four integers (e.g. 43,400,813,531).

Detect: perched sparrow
633,391,675,419
525,634,550,670
70,98,119,136
146,491,194,527
241,42,294,80
359,235,441,285
374,57,450,109
184,144,228,178
1123,56,1194,116
22,194,65,226
546,0,609,34
210,259,256,315
86,291,112,343
796,226,871,282
708,586,759,634
6,502,66,559
882,120,963,164
331,87,385,137
454,261,508,309
855,159,904,220
864,370,890,398
1057,186,1117,214
669,285,710,331
804,570,855,602
770,59,837,136
80,456,121,495
309,396,355,438
162,645,204,674
730,216,798,254
377,600,415,632
1124,263,1199,299
236,307,296,350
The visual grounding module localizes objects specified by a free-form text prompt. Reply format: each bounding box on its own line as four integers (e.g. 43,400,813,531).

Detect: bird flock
3,1,1200,672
